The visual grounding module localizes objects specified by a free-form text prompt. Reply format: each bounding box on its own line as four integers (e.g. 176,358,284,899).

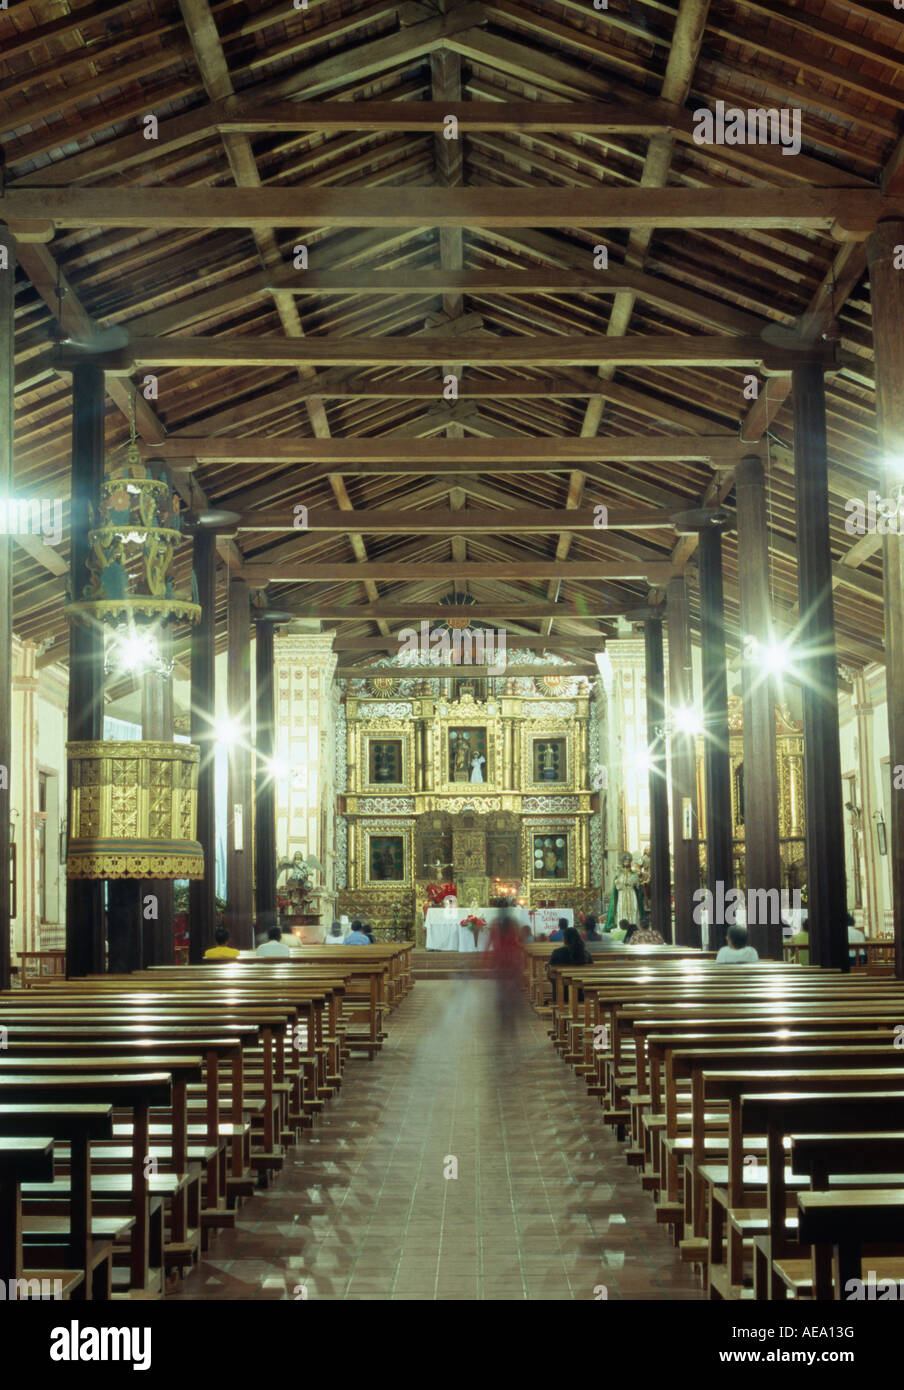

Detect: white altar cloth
424,907,511,951
424,905,569,950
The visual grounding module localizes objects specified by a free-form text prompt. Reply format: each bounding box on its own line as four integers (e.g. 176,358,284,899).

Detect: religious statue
605,852,643,930
470,752,486,782
538,741,558,780
637,847,652,921
452,735,471,778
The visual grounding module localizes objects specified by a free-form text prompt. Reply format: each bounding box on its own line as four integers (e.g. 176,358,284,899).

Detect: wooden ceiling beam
82,334,841,373
229,504,700,532
278,602,637,620
154,432,755,463
244,560,677,583
2,187,888,234
212,98,687,136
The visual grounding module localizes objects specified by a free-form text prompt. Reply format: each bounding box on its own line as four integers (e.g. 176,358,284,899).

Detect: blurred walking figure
487,912,523,1038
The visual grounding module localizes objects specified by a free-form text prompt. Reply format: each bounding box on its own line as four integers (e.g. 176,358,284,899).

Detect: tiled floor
173,979,705,1300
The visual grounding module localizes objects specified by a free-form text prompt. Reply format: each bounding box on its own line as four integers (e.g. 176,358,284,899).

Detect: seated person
546,926,592,975
256,925,291,957
344,919,371,945
847,910,867,965
363,925,375,944
715,923,759,964
622,920,665,946
789,910,809,965
204,925,241,960
325,920,344,944
585,914,620,950
583,916,602,943
548,916,569,942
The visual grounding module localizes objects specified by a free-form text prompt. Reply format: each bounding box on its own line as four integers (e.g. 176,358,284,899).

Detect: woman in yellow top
204,926,240,959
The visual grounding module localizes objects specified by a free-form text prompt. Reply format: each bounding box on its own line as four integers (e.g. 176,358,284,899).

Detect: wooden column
852,672,880,937
666,574,701,944
792,361,848,971
735,455,783,960
644,616,671,940
0,231,12,989
106,880,142,974
66,363,106,977
189,531,216,963
254,617,277,938
226,578,253,948
140,626,174,966
866,219,904,977
697,525,733,949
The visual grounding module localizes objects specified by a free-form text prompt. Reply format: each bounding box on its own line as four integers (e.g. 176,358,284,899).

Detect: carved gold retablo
66,740,204,879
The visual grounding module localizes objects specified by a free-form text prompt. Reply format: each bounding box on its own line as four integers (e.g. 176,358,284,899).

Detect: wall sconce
874,810,888,856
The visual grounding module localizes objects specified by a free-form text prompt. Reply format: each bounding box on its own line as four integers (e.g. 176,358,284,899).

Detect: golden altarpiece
695,695,806,893
338,680,597,939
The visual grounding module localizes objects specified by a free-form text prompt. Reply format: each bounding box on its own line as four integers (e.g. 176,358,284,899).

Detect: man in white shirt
715,924,759,964
256,926,291,958
847,912,867,965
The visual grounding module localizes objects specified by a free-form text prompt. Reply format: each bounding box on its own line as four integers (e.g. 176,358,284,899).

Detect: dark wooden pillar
0,231,13,990
792,361,848,971
644,616,671,941
140,626,174,966
735,455,783,960
226,578,253,948
866,220,904,979
697,525,733,950
66,363,106,977
189,531,216,963
106,880,142,974
666,574,701,944
254,618,277,938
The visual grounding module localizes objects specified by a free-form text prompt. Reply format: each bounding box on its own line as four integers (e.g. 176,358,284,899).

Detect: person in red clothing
488,913,523,1037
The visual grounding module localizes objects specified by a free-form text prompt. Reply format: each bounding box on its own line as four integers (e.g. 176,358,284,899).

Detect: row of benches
531,943,904,1300
0,944,413,1301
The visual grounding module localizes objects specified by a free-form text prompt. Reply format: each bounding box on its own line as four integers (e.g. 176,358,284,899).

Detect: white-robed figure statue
605,852,643,931
470,753,486,782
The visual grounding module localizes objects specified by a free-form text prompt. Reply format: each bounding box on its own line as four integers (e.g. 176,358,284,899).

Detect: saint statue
452,736,471,778
538,742,558,779
470,753,486,783
605,852,642,930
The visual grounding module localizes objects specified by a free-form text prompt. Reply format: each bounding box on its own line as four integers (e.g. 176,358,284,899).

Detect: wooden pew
0,1103,115,1299
0,1074,171,1295
705,1080,904,1299
0,1136,85,1300
797,1189,904,1299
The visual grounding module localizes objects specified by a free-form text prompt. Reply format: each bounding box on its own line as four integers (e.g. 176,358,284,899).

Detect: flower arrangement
426,881,456,906
461,913,487,946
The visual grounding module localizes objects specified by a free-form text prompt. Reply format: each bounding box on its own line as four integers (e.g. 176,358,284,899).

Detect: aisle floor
173,979,705,1300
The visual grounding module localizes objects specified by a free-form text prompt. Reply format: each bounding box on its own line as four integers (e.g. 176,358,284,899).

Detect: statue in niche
452,732,471,780
470,752,486,783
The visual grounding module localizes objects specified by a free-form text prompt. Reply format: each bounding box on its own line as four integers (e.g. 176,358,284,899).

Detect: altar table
424,906,571,950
